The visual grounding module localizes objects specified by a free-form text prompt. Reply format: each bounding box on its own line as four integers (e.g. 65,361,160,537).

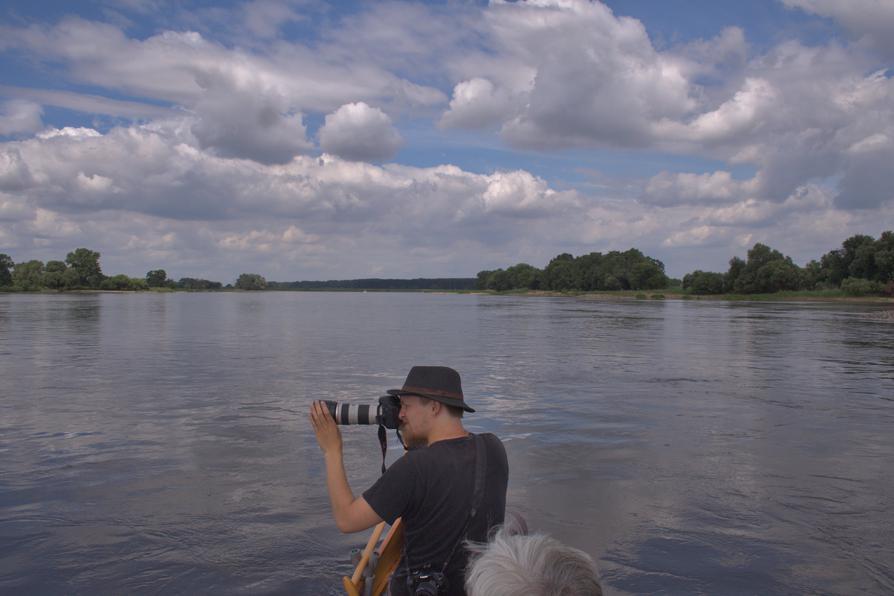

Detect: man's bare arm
310,400,383,533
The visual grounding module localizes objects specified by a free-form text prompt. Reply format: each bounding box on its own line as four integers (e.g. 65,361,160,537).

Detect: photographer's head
389,366,473,448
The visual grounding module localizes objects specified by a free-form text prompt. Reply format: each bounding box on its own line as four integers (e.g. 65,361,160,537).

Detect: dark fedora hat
387,366,475,413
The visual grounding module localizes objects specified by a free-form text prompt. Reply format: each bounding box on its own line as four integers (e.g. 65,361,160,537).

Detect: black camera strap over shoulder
403,433,488,588
440,433,488,572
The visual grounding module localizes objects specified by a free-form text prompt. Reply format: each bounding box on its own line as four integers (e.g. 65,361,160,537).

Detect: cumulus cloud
1,1,894,279
0,100,43,136
1,121,568,228
0,16,442,166
219,225,319,252
434,0,894,211
0,122,601,277
0,148,34,191
439,0,696,148
642,171,759,206
783,0,894,59
440,78,515,129
318,102,402,162
662,225,727,248
190,86,313,164
0,117,889,279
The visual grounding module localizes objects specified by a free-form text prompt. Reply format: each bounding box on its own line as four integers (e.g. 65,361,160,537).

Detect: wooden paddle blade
371,518,405,596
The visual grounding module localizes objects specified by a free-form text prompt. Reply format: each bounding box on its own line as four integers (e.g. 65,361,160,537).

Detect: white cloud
663,225,726,248
242,0,304,39
0,85,174,120
318,102,402,162
783,0,894,59
0,16,443,167
0,17,445,114
654,78,777,144
642,171,759,206
440,0,696,148
440,78,514,129
1,2,894,279
0,148,34,191
189,86,313,164
0,100,43,136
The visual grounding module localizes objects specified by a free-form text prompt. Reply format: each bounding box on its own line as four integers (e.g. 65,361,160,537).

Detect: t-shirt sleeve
362,453,416,525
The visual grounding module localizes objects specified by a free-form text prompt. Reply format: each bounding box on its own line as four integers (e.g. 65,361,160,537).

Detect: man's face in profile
398,394,432,449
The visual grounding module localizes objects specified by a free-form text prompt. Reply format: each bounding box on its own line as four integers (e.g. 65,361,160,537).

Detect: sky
1,0,893,282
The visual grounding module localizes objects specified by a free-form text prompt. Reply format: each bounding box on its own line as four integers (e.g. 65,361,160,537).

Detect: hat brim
387,388,475,413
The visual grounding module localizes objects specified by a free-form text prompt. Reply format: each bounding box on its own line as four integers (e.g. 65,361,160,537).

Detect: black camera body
324,395,401,429
409,568,447,596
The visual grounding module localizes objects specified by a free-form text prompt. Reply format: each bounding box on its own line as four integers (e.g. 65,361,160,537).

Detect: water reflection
0,293,892,594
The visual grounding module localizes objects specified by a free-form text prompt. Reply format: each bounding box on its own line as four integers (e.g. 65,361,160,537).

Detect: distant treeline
0,249,220,292
0,251,475,292
4,231,893,296
267,278,478,291
477,231,894,297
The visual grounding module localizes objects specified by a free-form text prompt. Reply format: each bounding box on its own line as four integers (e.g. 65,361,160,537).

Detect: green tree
235,273,267,290
12,260,45,291
43,260,68,290
630,258,668,290
486,269,512,291
505,263,541,289
873,231,894,283
146,269,168,287
754,259,802,292
841,277,882,296
101,275,148,291
476,270,493,290
801,260,822,290
683,270,725,294
177,278,222,290
66,248,104,288
576,252,604,290
725,256,745,292
730,243,801,293
542,253,577,291
61,267,81,289
0,253,13,287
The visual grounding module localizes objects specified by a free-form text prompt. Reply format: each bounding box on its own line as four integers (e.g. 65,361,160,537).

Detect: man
310,365,509,595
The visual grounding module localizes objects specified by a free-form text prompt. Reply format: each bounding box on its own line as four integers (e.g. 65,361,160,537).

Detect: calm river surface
1,292,892,595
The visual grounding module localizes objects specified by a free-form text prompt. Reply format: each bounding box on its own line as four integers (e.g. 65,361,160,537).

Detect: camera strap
377,424,387,475
377,424,407,475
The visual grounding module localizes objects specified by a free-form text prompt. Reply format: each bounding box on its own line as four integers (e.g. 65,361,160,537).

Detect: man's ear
430,400,442,416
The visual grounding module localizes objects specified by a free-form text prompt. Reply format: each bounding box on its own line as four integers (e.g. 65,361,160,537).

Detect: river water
1,292,892,595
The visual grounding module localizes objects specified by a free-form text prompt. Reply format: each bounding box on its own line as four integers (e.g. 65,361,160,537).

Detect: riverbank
485,289,894,304
4,287,894,304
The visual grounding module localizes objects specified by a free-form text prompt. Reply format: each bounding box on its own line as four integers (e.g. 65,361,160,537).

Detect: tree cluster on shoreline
476,231,894,297
0,249,221,292
477,248,669,292
682,232,894,296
